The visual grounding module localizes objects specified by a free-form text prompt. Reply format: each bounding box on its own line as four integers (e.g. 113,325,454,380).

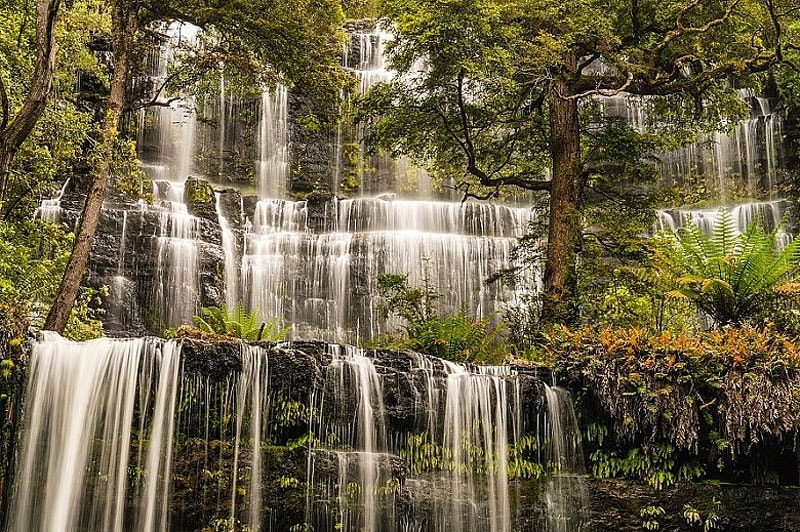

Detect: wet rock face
584,479,800,532
168,341,800,531
288,92,336,198
68,195,225,336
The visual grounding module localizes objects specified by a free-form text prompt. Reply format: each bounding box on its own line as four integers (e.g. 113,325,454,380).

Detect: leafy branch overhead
360,0,800,323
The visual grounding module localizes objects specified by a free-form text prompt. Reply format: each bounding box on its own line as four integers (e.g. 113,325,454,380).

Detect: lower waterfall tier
4,335,800,531
7,335,565,532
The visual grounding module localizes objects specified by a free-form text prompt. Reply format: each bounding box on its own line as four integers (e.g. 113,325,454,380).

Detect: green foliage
400,430,542,478
361,0,785,192
192,303,290,342
0,0,109,219
374,272,506,363
640,505,666,531
271,397,316,431
0,219,71,316
63,286,106,341
684,498,722,531
652,210,800,327
591,443,704,490
549,325,800,486
342,0,378,18
158,0,348,129
110,138,151,202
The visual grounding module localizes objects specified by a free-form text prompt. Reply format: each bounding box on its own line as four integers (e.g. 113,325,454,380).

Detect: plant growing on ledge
184,303,290,342
652,210,800,327
374,272,506,363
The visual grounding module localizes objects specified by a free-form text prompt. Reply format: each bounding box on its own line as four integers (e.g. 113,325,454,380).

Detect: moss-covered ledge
540,325,800,511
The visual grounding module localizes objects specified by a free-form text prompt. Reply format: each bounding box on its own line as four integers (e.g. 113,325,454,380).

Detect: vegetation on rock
543,325,800,487
187,303,291,342
373,272,507,362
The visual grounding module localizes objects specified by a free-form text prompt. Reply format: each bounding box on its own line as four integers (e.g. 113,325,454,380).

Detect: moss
185,177,214,205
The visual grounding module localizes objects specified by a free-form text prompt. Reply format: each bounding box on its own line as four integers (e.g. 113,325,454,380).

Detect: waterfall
603,89,784,194
543,385,589,532
437,363,512,532
36,177,70,223
74,19,539,340
154,183,199,328
215,192,239,310
8,336,587,531
256,86,290,198
137,24,199,185
107,210,140,332
347,26,393,93
236,195,536,342
656,199,793,248
10,334,180,531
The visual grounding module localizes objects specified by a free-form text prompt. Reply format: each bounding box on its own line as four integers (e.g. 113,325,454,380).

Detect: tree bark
43,2,135,334
0,0,61,203
540,66,583,324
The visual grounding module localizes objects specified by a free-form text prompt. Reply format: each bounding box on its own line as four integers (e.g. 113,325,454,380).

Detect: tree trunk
540,68,582,324
43,2,135,334
0,0,61,203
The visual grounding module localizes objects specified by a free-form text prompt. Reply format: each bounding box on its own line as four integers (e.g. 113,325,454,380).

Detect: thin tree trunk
0,0,61,203
541,68,582,324
43,3,135,333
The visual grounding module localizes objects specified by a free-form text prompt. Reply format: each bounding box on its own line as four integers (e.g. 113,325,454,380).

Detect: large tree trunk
540,69,582,324
0,0,61,203
43,3,135,334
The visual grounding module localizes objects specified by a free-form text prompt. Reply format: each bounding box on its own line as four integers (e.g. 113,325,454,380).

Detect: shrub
375,273,506,363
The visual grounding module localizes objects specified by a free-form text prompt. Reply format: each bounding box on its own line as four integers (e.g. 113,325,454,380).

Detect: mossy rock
184,177,217,221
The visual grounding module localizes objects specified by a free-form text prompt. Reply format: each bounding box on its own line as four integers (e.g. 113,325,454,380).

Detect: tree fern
655,209,800,327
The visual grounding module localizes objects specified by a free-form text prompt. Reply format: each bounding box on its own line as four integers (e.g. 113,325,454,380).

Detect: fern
192,303,290,341
655,210,800,327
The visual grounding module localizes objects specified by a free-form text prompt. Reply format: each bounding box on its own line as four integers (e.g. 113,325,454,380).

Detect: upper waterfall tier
602,88,784,195
91,189,538,341
332,197,533,237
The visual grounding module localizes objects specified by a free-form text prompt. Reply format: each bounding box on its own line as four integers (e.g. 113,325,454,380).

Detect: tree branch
0,73,8,132
566,70,634,99
649,0,741,70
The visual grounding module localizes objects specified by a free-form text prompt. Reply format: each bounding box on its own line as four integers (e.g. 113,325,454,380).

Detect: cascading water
215,192,239,311
235,196,536,342
88,20,537,342
542,385,589,532
341,26,431,196
603,89,783,195
8,335,586,531
256,86,290,198
10,334,180,531
154,182,200,328
656,199,794,248
36,178,70,223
